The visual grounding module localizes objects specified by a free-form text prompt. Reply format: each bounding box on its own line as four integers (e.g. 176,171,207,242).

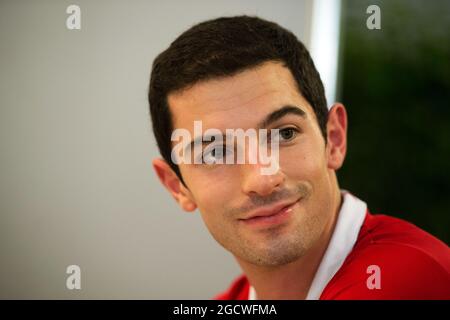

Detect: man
148,16,450,299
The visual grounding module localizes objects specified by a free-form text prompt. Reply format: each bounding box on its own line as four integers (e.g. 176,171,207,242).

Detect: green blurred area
338,0,450,243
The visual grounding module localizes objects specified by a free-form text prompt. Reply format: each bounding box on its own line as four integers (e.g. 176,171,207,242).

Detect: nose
241,162,285,197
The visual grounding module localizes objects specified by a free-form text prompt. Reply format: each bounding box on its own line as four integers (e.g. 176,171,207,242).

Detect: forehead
167,61,315,131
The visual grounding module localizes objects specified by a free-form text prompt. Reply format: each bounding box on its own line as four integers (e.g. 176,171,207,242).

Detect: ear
152,158,197,212
326,103,348,170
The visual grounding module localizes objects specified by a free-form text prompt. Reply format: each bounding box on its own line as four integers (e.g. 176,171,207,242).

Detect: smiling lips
239,199,300,227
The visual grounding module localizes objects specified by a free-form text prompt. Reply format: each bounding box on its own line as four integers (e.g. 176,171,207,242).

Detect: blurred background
339,0,450,244
0,0,448,299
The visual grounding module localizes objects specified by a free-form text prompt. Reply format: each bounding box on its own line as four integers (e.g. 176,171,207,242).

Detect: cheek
194,185,237,246
182,168,236,216
279,141,327,181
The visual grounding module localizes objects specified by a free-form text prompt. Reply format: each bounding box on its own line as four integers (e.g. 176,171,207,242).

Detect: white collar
248,190,367,300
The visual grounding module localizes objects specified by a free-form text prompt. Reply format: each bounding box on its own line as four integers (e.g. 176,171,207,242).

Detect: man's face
165,61,342,267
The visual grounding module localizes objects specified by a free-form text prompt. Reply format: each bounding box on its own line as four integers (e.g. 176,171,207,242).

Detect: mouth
238,198,301,227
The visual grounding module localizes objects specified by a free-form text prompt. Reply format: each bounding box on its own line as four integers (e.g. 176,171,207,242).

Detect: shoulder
321,213,450,299
213,274,250,300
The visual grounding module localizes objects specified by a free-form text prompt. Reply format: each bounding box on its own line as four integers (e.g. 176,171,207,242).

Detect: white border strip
309,0,342,108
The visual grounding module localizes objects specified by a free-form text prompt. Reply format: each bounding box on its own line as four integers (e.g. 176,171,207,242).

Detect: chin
237,237,310,267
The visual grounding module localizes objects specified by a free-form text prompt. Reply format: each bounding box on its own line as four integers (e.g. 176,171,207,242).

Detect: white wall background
0,0,339,299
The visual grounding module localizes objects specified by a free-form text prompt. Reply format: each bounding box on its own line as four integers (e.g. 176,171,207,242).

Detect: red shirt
214,212,450,300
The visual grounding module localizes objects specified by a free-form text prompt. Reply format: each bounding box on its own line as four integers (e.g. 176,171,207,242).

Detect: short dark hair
148,15,328,182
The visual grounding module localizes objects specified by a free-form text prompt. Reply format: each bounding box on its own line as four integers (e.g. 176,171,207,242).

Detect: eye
275,127,299,143
201,144,232,164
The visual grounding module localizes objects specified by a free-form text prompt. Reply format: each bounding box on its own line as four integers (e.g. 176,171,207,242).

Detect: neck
236,187,343,300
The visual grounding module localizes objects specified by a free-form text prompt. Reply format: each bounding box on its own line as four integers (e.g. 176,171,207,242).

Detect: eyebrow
257,105,306,129
184,105,307,154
